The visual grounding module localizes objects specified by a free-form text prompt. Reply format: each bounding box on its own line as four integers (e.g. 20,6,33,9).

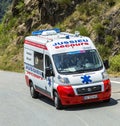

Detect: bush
76,2,100,16
97,44,111,59
94,23,105,36
109,54,120,72
76,3,88,14
105,35,114,47
74,25,90,36
15,1,25,12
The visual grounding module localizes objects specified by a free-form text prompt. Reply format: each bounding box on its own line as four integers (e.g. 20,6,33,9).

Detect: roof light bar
32,28,60,35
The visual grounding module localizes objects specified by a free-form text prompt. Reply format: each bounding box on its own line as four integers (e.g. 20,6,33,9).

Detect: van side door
33,51,47,92
44,54,54,97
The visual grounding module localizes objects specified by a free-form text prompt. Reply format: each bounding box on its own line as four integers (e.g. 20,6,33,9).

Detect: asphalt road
0,70,120,126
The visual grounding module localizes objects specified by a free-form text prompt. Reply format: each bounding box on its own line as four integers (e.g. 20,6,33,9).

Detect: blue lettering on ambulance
74,40,78,43
69,40,75,44
64,41,69,44
57,42,64,45
26,64,42,76
77,39,82,42
53,39,88,46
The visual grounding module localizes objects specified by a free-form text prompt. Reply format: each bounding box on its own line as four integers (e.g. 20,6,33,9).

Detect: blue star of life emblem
81,75,92,84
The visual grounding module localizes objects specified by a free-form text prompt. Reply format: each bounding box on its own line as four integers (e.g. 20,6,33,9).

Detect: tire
30,81,39,99
54,92,62,110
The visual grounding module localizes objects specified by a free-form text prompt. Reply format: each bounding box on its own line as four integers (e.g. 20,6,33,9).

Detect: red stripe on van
25,40,48,50
26,71,44,80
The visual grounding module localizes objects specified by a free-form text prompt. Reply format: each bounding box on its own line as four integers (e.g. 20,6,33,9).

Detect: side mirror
45,67,54,77
103,60,109,69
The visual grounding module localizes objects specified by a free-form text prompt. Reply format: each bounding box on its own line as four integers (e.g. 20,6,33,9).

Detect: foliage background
0,0,120,75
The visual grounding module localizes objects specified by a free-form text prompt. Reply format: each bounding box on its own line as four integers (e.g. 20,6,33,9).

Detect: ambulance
24,28,111,109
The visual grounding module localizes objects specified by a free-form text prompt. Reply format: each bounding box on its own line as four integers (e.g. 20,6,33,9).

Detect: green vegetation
76,1,101,16
97,44,111,60
0,0,12,22
0,8,24,72
109,55,120,72
94,23,105,36
54,0,72,4
15,1,24,11
105,35,114,47
0,0,120,75
74,25,90,37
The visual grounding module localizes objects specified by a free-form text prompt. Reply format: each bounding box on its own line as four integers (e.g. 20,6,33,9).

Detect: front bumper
57,81,111,106
60,91,111,105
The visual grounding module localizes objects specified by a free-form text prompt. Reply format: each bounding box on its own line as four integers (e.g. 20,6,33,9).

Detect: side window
45,55,55,77
34,52,43,70
45,55,52,69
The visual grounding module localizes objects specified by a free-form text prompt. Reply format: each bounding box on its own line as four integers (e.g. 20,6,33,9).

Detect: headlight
102,71,109,80
58,75,70,85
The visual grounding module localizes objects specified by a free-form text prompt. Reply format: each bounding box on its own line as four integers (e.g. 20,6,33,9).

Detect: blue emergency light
32,28,60,35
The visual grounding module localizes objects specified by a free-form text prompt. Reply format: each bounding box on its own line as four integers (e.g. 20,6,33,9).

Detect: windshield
53,49,103,74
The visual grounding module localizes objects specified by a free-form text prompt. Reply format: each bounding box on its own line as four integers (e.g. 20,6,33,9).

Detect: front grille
76,85,102,95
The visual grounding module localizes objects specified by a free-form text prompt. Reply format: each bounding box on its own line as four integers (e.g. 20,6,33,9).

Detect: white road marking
75,114,89,126
111,81,120,84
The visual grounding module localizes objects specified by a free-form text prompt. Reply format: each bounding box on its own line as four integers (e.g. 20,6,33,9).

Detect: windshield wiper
75,70,86,73
58,69,78,74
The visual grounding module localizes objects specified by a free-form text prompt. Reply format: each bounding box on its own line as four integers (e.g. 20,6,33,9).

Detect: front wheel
30,82,39,99
54,92,62,109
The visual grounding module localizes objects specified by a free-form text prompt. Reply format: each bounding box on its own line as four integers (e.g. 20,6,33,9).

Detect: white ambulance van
24,28,111,109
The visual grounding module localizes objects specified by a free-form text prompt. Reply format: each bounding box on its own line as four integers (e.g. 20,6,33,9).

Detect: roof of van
25,28,96,54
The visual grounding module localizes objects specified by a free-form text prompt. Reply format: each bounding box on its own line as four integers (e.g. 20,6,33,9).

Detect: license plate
84,94,98,100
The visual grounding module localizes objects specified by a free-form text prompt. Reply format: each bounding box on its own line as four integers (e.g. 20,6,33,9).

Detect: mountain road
0,70,120,126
